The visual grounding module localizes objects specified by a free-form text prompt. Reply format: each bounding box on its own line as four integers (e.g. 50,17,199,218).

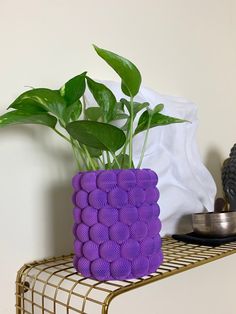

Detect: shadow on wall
39,128,75,257
205,147,224,198
0,125,75,257
48,181,74,257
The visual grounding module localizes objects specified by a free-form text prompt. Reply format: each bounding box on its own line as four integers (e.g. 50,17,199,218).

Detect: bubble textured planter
72,169,163,280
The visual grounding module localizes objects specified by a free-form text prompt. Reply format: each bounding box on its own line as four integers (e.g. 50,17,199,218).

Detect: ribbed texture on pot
72,168,163,280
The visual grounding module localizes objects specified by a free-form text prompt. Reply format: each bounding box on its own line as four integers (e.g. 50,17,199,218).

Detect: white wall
0,0,236,313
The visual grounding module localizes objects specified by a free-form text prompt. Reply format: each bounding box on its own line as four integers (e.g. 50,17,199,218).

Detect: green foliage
66,120,126,152
135,109,188,135
86,146,102,157
93,45,142,97
120,98,149,117
86,77,116,122
63,100,82,124
111,102,129,121
9,88,66,120
0,45,188,171
7,98,46,114
153,104,164,113
0,110,57,128
60,72,86,105
85,107,102,121
109,154,134,169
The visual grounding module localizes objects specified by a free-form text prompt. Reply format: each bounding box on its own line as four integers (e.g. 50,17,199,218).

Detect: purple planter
72,168,163,280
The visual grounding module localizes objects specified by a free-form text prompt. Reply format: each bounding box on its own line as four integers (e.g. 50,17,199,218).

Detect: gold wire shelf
16,237,236,314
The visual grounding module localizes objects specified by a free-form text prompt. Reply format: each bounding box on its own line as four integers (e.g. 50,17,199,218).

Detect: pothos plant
0,45,187,171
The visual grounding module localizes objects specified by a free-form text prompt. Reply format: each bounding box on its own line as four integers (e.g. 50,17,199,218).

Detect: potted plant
0,45,187,280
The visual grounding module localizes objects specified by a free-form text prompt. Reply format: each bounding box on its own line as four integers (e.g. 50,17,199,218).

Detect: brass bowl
192,211,236,238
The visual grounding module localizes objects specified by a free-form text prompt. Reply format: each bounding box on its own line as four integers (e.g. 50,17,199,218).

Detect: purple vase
72,168,163,280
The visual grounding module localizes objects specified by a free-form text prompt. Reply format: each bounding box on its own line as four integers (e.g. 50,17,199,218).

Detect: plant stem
129,97,134,168
102,152,106,167
120,119,130,168
93,158,100,169
54,128,84,170
54,128,71,143
73,140,90,170
110,152,121,168
106,151,111,168
66,137,81,170
137,114,152,168
83,145,97,170
98,156,104,169
71,141,82,170
82,95,87,117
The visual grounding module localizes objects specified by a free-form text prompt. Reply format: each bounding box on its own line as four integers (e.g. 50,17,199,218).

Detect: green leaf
115,101,125,112
114,113,129,120
66,120,126,152
119,98,130,112
86,77,116,122
85,107,102,121
60,72,87,105
119,99,149,131
121,118,130,131
93,45,142,97
8,98,47,114
134,102,149,116
9,88,66,119
153,104,164,113
120,98,149,117
0,110,57,128
109,101,127,121
135,110,188,135
63,100,82,124
86,146,102,157
115,154,134,169
105,154,134,169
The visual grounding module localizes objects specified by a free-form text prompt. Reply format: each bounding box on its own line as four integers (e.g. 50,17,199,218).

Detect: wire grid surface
16,237,236,314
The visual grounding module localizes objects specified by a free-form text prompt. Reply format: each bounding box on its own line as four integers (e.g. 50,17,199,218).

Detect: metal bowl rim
192,211,236,221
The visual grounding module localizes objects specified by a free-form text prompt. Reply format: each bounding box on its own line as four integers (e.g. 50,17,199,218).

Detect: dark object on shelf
214,197,226,213
222,144,236,211
172,232,236,247
192,211,236,237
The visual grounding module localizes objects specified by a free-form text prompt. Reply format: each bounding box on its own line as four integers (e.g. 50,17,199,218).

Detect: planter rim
74,168,154,174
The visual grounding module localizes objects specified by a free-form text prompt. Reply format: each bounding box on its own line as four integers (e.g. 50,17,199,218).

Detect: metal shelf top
16,237,236,314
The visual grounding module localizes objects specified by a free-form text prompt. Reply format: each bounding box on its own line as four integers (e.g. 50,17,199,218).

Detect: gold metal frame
16,237,236,314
